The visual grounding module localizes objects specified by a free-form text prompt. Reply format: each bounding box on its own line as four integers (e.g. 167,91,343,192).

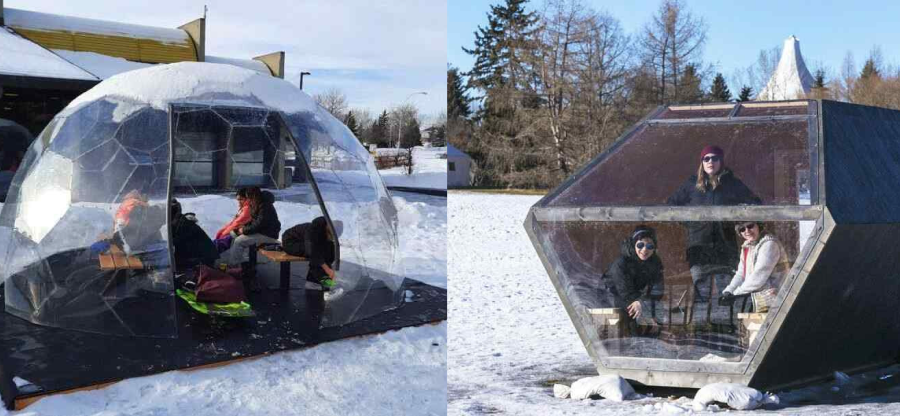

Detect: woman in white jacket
719,222,789,313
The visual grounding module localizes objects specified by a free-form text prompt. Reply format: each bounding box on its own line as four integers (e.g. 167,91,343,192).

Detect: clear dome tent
526,100,900,390
0,62,404,337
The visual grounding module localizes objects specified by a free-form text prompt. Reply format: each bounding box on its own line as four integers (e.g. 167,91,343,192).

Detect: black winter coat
171,213,219,269
242,191,281,239
667,169,760,267
601,239,664,308
282,216,335,268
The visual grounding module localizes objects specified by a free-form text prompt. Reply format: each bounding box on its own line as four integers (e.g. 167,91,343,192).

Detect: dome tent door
168,103,341,269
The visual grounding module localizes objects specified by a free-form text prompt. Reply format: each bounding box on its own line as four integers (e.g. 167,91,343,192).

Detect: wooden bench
98,245,144,270
252,246,307,290
98,245,145,297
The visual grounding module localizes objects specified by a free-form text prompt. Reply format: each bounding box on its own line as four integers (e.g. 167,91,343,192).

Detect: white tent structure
447,144,473,187
757,35,815,101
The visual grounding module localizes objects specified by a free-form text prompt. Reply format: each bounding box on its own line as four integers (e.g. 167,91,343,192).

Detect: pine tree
462,0,539,120
860,58,880,80
448,66,472,120
678,64,704,103
709,73,732,102
400,118,422,149
814,69,826,88
737,85,753,102
368,110,390,147
344,111,360,139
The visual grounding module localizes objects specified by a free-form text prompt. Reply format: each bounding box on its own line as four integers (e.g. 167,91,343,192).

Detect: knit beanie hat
699,145,724,161
631,225,657,246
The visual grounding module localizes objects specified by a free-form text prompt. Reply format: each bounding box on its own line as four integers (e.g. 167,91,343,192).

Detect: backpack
194,265,245,304
172,211,219,269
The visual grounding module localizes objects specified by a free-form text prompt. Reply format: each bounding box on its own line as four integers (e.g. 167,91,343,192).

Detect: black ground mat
387,187,447,197
0,278,446,406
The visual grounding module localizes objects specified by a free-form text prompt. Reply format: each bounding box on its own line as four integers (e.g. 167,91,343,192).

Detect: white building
757,35,815,101
447,144,473,187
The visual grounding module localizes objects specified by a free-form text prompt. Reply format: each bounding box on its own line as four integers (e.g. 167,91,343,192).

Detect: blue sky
450,0,900,92
7,0,447,120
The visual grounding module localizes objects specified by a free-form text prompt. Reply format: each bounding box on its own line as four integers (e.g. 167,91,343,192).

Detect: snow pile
692,383,778,411
569,375,635,401
379,147,447,190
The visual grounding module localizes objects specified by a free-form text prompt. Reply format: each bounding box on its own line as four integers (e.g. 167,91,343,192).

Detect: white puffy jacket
724,234,788,298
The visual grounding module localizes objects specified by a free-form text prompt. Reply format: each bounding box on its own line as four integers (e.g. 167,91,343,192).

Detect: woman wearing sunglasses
667,145,761,318
601,225,664,330
719,222,789,313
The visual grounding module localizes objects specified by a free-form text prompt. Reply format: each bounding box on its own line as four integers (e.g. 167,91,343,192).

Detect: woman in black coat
282,216,338,287
666,145,760,310
601,226,664,328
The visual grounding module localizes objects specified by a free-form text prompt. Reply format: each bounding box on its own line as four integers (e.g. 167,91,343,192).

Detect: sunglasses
702,155,722,163
738,223,756,233
636,242,656,250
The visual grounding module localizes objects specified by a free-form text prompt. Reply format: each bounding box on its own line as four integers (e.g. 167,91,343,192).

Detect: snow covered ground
447,191,900,415
0,190,447,416
379,146,447,190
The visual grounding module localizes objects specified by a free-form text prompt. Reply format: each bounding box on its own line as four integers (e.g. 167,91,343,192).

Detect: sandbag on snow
569,375,635,401
692,383,779,411
553,384,571,399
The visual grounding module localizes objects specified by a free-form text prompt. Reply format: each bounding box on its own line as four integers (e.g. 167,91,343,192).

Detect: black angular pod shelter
525,100,900,390
0,63,446,410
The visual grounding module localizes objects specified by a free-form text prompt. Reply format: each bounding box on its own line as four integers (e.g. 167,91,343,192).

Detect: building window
449,161,456,172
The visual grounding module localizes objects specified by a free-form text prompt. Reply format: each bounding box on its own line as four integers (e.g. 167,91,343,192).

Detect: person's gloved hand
718,292,735,306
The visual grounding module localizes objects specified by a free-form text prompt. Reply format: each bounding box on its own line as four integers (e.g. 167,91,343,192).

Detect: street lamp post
299,72,311,90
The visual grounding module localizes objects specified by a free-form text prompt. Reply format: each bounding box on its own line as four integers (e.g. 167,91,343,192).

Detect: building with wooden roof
0,1,285,136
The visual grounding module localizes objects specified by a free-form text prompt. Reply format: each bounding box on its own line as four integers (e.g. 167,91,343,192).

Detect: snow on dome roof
65,62,317,118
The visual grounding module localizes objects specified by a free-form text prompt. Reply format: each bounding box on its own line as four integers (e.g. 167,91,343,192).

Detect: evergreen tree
678,64,704,103
344,111,360,139
448,66,472,120
860,58,880,80
433,124,446,146
737,85,753,102
709,73,732,102
400,118,422,149
814,69,826,88
462,0,539,120
369,110,390,147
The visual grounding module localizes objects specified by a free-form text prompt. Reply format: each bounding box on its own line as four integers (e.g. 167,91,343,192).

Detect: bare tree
638,0,707,104
530,0,633,177
313,87,349,120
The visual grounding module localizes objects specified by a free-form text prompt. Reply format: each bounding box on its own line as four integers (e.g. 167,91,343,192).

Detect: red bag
195,265,245,303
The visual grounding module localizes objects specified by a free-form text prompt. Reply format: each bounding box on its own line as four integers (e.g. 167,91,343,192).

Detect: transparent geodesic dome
0,63,403,336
